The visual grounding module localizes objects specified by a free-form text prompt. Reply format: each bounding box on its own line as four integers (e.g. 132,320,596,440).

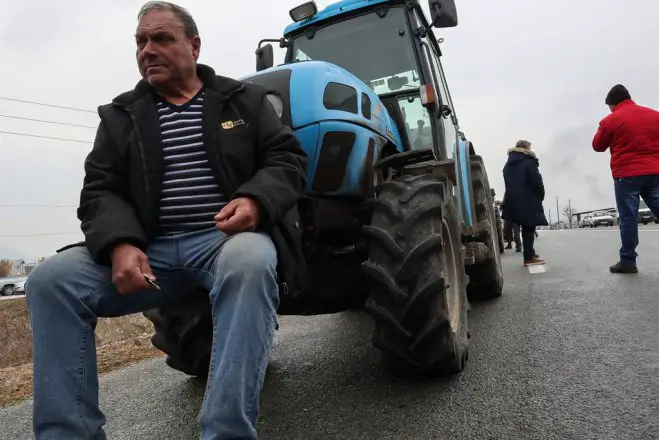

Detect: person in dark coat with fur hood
501,140,548,266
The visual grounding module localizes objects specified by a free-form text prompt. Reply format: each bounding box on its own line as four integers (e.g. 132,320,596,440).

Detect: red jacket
592,99,659,178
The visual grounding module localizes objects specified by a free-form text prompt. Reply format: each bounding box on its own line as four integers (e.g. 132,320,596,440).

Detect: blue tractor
145,0,504,378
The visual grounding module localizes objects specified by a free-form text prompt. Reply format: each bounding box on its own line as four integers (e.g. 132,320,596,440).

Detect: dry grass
0,299,32,369
0,298,165,407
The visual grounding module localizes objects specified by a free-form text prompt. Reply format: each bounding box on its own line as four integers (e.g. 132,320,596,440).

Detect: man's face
135,10,201,87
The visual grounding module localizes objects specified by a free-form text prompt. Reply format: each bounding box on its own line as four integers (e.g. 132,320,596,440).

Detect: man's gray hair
138,1,199,39
515,140,532,150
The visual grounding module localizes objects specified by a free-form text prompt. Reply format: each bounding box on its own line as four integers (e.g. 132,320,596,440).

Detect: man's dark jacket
501,148,548,227
68,64,309,294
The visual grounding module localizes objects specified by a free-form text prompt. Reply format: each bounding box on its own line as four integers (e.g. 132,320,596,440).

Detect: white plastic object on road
527,265,547,274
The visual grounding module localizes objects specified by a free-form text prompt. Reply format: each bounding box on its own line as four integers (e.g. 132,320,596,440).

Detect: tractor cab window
398,96,432,151
288,6,420,94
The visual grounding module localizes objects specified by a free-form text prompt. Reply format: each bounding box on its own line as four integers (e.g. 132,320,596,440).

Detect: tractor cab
256,0,460,163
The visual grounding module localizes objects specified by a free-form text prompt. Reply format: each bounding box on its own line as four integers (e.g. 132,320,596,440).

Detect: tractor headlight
266,93,284,119
289,1,318,22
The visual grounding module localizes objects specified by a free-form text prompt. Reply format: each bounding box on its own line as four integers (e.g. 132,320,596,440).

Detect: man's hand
215,197,261,235
110,243,156,295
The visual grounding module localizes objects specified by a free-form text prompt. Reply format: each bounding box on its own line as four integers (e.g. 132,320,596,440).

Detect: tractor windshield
288,6,420,95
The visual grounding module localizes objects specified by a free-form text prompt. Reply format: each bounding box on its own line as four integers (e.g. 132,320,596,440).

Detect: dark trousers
521,225,537,260
614,174,659,267
503,219,521,248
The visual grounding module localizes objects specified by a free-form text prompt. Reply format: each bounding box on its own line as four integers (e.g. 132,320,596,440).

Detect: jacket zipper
126,108,151,212
214,84,246,197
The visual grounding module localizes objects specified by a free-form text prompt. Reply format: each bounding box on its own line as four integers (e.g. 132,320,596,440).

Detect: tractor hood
240,60,401,146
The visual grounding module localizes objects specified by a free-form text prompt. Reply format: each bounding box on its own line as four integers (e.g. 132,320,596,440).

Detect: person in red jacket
592,84,659,273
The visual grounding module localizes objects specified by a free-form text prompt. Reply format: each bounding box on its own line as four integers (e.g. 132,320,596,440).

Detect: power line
0,113,97,129
0,204,77,208
0,232,81,238
0,130,91,144
0,96,96,114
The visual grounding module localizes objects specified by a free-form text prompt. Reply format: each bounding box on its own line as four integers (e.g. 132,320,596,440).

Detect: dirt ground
0,298,164,407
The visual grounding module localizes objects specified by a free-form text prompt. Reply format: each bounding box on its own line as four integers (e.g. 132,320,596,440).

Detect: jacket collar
111,63,244,107
613,99,635,111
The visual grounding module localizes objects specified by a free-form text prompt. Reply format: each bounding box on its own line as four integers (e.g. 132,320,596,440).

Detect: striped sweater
155,88,227,235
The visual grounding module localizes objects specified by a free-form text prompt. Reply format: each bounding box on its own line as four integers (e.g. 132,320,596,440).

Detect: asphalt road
2,227,658,440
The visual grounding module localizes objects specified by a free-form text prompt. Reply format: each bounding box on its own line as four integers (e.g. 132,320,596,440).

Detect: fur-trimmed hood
507,147,538,160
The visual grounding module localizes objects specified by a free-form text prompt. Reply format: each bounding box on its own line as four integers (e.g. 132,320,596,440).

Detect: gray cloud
1,0,658,258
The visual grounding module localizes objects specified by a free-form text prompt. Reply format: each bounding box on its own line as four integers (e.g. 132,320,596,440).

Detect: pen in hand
143,273,161,290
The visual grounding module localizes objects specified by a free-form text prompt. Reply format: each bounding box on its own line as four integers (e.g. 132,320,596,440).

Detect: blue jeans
614,174,659,267
25,228,279,440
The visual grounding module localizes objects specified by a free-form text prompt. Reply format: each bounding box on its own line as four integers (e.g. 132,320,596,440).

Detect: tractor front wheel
465,156,504,301
363,174,469,377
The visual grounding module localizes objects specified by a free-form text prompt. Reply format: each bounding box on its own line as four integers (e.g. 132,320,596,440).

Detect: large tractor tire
363,173,469,378
143,290,213,378
465,156,504,301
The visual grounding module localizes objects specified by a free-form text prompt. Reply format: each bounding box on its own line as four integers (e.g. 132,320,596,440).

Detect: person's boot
505,243,512,250
609,261,638,274
515,247,522,253
524,257,546,266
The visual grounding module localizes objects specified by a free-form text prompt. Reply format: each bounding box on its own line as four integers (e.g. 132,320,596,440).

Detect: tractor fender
455,139,476,228
360,138,397,197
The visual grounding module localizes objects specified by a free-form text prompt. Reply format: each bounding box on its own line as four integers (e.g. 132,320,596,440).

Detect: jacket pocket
215,125,257,186
270,207,309,298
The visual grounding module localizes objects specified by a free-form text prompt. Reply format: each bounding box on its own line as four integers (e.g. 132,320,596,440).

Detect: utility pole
548,208,552,229
568,199,572,229
556,196,560,230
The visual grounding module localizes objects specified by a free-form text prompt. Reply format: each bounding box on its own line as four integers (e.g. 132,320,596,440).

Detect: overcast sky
1,0,658,259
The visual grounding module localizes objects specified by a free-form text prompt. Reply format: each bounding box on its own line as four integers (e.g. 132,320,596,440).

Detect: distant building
10,259,25,276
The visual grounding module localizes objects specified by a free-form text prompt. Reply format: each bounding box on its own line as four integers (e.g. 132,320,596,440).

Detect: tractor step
464,241,489,266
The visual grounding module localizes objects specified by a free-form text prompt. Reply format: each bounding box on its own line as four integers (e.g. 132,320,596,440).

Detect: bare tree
0,259,12,277
563,205,578,228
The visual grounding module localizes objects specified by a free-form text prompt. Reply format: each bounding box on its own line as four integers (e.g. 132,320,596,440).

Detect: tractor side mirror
428,0,458,28
256,44,274,72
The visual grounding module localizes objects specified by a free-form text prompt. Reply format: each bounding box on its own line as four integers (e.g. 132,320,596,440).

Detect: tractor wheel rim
442,218,461,334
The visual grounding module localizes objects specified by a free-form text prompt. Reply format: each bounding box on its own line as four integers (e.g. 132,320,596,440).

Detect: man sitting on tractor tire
501,140,548,266
24,2,307,439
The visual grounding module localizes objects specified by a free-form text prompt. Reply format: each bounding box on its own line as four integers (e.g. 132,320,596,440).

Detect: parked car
0,276,26,296
591,211,615,227
638,201,658,225
15,278,26,294
580,216,593,228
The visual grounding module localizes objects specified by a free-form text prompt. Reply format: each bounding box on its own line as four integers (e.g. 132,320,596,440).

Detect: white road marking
527,265,547,274
0,294,25,301
540,229,659,232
